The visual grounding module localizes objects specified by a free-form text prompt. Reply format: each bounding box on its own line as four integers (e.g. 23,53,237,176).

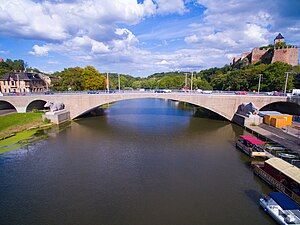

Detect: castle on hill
232,33,299,67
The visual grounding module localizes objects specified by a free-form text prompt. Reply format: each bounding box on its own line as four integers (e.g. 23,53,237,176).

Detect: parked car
235,91,247,95
202,90,213,94
271,91,285,96
44,91,54,95
88,90,99,94
155,89,171,93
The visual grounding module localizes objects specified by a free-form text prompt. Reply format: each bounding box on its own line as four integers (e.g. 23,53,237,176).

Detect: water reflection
0,99,274,225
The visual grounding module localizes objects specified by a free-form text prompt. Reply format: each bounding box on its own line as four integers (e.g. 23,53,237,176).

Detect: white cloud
1,0,300,76
29,45,50,56
154,0,186,14
0,50,9,54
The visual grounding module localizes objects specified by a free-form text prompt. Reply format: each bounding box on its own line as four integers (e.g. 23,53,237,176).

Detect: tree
263,62,293,91
51,67,84,91
82,66,105,90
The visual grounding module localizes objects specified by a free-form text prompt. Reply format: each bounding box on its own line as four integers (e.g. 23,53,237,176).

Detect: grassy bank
0,112,46,139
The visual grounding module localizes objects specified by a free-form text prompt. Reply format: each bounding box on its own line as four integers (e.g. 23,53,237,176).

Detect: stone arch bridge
0,92,293,121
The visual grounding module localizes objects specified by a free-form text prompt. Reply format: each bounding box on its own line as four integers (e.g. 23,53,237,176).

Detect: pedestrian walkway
245,123,300,154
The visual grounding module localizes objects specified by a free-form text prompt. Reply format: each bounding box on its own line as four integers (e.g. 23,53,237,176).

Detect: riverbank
0,112,49,140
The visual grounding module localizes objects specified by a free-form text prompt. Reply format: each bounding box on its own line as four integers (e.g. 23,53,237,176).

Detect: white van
292,89,300,96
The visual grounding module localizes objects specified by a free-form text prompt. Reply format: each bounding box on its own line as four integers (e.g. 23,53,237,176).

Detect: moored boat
236,135,266,158
260,192,300,225
253,157,300,206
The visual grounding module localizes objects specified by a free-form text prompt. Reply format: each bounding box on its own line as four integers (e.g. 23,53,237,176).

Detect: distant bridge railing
1,90,289,97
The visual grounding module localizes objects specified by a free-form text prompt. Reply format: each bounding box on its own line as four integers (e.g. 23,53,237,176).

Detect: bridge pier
15,107,27,113
42,110,70,124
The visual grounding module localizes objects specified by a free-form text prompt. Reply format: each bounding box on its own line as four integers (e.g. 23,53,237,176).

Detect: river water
0,98,274,225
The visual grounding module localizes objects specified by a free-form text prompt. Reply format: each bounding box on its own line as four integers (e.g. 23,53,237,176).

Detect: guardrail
0,90,289,97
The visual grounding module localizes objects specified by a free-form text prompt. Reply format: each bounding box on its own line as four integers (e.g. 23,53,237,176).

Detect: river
0,98,274,225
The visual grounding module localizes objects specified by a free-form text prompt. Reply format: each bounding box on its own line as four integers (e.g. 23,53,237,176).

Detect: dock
244,123,300,154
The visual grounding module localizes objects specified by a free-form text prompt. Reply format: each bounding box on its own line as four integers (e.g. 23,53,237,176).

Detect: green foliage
210,61,294,91
275,42,287,48
51,67,84,91
82,66,106,90
259,44,274,50
0,58,26,78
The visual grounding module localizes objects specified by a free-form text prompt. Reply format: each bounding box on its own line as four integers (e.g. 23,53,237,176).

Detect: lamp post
190,72,194,92
284,72,290,95
17,74,20,93
118,73,120,92
106,72,109,93
258,74,262,94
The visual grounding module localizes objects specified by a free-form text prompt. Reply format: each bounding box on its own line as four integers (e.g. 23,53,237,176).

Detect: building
0,70,50,94
0,58,3,63
232,33,299,67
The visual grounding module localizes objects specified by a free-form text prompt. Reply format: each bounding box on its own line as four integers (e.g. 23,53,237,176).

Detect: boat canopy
240,136,265,145
269,192,300,210
265,157,300,184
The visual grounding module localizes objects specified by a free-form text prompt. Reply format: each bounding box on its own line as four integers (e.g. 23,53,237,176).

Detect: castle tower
274,33,284,45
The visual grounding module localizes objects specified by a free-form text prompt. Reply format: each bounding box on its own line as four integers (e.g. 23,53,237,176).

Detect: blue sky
0,0,299,77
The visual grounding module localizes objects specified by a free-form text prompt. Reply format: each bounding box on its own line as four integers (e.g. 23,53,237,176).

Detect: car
235,91,247,95
271,91,285,96
202,90,213,94
88,90,99,94
44,91,54,95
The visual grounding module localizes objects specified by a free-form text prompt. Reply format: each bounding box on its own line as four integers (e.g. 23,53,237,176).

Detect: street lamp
258,74,262,94
118,73,120,92
106,72,110,93
284,72,290,95
190,71,194,92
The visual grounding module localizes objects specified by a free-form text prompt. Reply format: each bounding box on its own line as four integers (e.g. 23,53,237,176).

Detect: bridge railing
1,90,288,97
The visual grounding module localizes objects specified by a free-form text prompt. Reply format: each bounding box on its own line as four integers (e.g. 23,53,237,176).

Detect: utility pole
190,72,193,92
106,72,109,93
258,74,262,94
17,74,20,93
118,73,120,92
284,72,290,95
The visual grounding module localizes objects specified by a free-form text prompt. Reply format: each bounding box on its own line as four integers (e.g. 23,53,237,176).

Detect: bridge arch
260,101,300,115
72,97,232,120
0,100,17,114
26,99,48,112
166,97,231,120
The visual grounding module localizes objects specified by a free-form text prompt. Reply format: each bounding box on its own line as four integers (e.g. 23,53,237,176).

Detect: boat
253,158,300,205
277,152,299,159
260,192,300,225
236,135,266,158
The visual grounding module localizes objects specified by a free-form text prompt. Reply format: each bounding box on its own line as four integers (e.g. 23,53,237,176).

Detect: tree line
0,59,40,78
1,58,300,92
52,62,300,92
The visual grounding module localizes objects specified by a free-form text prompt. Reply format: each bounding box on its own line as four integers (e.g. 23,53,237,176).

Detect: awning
265,157,300,185
240,135,265,145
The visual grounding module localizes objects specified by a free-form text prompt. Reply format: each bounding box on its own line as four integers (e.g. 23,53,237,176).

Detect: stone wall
251,48,269,64
272,47,299,66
